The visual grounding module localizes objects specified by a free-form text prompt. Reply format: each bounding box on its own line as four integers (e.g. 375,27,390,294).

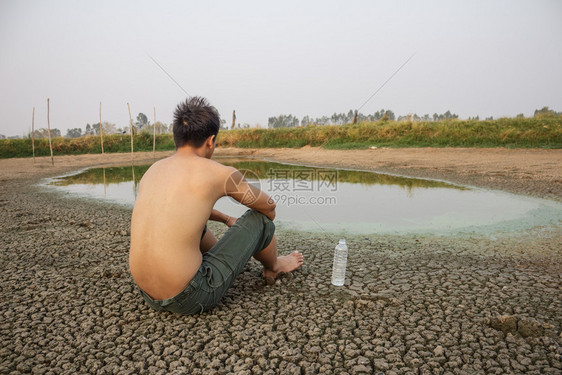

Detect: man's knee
241,210,275,250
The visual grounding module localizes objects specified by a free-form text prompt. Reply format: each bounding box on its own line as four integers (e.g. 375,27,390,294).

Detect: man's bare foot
263,251,304,285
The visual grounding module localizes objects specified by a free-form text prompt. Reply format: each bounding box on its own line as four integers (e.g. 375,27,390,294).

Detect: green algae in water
45,158,562,236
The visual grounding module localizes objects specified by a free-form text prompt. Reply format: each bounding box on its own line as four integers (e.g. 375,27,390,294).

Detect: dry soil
1,148,561,374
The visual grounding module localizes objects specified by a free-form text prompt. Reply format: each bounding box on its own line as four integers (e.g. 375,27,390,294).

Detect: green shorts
138,209,275,315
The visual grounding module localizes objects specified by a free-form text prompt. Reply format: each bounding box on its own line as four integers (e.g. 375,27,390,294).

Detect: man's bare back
130,149,303,301
129,96,302,313
130,153,231,300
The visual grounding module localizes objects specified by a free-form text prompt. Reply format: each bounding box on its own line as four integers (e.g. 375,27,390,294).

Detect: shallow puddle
44,157,562,235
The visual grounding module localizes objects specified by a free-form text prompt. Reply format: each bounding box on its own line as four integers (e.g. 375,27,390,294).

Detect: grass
1,116,561,159
218,117,562,150
0,133,175,159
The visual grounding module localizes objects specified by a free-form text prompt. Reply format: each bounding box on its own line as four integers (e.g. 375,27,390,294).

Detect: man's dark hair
173,96,220,148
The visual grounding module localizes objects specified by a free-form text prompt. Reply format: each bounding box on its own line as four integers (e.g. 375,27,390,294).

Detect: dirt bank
1,148,561,374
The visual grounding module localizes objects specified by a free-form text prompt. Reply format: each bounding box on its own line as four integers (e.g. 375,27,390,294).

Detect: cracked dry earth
1,177,561,374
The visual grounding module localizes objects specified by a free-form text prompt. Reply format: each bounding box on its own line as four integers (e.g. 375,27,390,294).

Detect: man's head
173,96,220,152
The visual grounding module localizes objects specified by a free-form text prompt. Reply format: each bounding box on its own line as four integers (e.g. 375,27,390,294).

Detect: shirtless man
129,96,303,315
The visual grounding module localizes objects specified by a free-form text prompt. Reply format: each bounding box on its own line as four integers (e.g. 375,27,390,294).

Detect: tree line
24,112,172,140
269,109,462,128
267,106,561,129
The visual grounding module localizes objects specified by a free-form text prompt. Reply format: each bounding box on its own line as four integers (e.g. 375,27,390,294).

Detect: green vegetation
1,116,561,159
0,133,175,159
219,116,562,149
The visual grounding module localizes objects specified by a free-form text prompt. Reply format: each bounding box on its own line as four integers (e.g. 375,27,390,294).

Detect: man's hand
210,209,237,226
225,216,237,227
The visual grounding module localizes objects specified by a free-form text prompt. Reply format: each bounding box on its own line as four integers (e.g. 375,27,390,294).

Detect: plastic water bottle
331,239,348,286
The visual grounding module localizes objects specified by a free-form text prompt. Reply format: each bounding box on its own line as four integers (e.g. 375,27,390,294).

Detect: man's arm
209,209,236,227
223,167,276,221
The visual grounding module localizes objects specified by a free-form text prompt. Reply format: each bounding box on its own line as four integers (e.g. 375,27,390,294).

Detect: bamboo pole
46,98,54,166
31,107,35,163
153,106,156,155
99,102,104,154
127,102,134,162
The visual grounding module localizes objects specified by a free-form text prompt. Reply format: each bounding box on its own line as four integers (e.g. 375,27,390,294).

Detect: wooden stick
127,102,134,162
46,98,54,166
153,106,156,155
31,107,35,163
99,101,104,154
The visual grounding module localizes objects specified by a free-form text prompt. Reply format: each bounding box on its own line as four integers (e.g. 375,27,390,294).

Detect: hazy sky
1,0,561,137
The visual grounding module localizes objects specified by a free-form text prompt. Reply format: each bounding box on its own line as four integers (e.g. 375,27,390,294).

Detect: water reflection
51,164,149,186
50,159,466,192
46,157,562,235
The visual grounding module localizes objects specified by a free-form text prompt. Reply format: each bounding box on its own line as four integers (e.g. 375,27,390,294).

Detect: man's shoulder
195,159,238,197
185,157,237,184
157,154,237,182
201,157,234,172
208,159,238,182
